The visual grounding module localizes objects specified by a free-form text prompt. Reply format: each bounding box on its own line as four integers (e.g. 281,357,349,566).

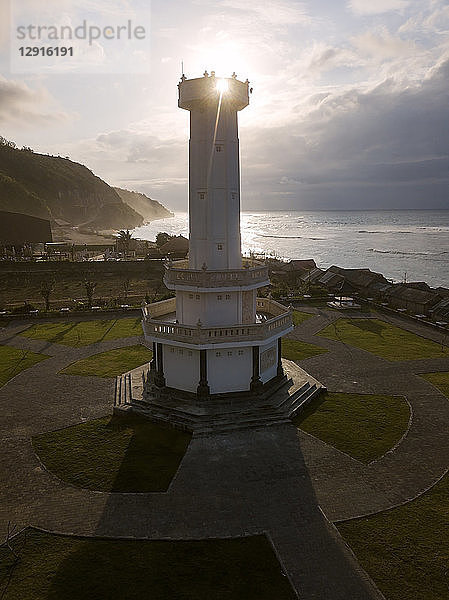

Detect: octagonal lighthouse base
113,359,325,435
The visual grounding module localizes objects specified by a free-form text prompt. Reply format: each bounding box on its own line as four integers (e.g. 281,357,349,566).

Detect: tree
0,136,16,149
83,277,97,308
123,277,131,301
40,279,55,311
155,232,173,248
117,229,133,257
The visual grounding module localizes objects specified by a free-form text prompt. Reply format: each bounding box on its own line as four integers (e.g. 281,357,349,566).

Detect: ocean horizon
132,209,449,289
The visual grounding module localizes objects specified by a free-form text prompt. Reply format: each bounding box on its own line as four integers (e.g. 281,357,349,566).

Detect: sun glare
216,78,229,94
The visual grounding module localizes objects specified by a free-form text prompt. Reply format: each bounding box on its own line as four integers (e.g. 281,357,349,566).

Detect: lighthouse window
196,294,200,300
198,192,205,200
217,295,222,300
238,350,244,355
170,347,175,353
215,351,221,357
189,293,194,299
227,351,232,356
225,294,231,300
215,145,222,152
217,244,223,250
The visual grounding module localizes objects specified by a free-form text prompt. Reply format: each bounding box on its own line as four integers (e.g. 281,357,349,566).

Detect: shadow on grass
108,415,191,493
32,414,191,493
0,347,49,387
346,319,387,336
45,534,296,600
45,423,380,598
4,417,383,599
96,318,121,344
21,321,80,352
23,317,142,348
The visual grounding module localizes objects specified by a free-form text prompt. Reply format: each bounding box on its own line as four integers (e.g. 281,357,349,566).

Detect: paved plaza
1,309,448,599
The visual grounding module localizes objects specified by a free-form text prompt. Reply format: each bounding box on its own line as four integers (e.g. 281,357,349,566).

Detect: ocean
132,210,449,289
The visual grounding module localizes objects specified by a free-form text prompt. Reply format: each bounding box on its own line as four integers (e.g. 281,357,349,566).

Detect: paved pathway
290,308,449,520
1,311,448,598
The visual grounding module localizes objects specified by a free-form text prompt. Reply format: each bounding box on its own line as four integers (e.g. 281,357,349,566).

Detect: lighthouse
141,71,294,408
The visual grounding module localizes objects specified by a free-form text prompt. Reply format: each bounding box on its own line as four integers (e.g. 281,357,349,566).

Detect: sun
216,78,229,94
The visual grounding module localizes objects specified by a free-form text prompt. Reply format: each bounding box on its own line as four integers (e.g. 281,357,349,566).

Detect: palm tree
117,229,133,258
155,232,172,248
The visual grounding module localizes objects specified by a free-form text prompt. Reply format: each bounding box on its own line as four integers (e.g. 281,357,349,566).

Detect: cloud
62,129,187,208
220,0,309,26
305,43,362,73
348,0,410,16
62,52,449,211
0,76,70,125
239,56,449,209
95,130,185,165
351,28,416,59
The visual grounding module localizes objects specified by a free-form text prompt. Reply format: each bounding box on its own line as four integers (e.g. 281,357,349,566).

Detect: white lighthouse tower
139,71,306,421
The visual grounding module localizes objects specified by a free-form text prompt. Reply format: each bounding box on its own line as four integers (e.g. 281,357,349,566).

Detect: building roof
384,284,441,306
284,259,317,272
300,267,324,283
318,271,345,287
368,282,393,294
435,287,449,297
159,235,189,255
328,265,387,288
0,211,52,245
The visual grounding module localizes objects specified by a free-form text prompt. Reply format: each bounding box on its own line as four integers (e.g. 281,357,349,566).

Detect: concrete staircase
114,360,325,435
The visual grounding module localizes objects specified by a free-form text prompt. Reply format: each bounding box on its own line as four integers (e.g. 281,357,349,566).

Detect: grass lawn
0,345,49,387
318,318,448,361
293,392,410,463
420,371,449,398
281,338,328,361
21,318,142,347
292,310,313,326
33,416,191,492
60,344,153,378
337,473,448,600
0,530,295,600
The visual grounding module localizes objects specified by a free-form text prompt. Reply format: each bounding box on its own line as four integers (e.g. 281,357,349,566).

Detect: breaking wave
367,248,449,257
259,235,324,240
358,230,413,234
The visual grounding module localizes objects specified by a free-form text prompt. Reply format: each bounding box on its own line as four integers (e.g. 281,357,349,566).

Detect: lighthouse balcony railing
164,258,269,289
141,297,293,345
142,297,176,319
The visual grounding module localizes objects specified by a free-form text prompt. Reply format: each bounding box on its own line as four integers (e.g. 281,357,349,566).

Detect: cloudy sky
1,0,448,211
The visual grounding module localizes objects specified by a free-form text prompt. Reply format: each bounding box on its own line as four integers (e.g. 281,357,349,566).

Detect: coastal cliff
0,140,171,230
114,187,173,223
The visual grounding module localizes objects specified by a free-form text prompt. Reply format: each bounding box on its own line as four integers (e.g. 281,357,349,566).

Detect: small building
283,259,317,273
318,269,347,292
429,297,449,322
158,235,189,259
383,285,441,315
0,211,52,249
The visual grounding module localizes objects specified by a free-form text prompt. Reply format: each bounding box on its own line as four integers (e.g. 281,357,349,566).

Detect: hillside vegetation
114,187,173,223
0,139,170,230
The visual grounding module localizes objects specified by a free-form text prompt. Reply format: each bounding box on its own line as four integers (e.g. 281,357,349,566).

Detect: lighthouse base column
250,345,263,394
154,342,166,388
197,349,210,400
277,338,284,378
